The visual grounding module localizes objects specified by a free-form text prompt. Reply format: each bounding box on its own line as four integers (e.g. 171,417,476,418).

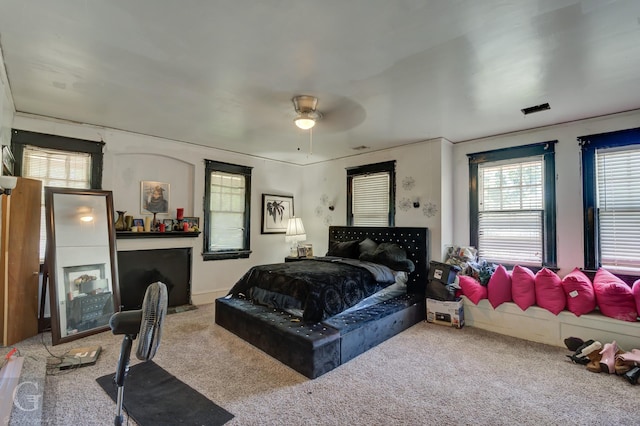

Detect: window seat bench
461,296,640,350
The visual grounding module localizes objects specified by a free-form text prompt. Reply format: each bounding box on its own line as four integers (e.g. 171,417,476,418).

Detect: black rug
96,361,234,426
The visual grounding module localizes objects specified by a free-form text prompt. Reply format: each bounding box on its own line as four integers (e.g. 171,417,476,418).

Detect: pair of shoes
599,341,621,374
564,336,585,352
566,339,595,365
614,349,640,375
580,341,604,373
624,366,640,385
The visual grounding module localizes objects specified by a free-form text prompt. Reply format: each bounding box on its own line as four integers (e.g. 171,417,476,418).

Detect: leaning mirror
45,188,120,345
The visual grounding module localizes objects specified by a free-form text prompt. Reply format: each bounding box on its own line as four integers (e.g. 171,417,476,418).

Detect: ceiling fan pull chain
309,127,313,155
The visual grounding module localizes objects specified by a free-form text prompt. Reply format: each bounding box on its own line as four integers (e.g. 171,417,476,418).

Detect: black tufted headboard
328,226,429,294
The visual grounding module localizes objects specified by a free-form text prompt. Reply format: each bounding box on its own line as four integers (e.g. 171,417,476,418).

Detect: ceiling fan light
294,114,316,130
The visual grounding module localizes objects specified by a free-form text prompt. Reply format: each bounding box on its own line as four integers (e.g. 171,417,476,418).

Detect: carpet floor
7,303,640,425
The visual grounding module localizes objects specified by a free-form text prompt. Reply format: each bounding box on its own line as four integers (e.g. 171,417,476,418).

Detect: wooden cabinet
0,177,42,346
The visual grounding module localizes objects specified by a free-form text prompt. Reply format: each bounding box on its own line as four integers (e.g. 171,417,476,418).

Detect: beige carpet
8,304,640,425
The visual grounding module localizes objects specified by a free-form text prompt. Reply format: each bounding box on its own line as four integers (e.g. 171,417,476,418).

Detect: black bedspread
228,258,392,321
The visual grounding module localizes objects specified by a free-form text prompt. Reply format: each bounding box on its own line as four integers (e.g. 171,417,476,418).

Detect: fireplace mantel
116,231,200,239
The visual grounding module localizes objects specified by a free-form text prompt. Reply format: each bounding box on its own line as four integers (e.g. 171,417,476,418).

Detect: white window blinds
208,170,246,251
352,172,389,226
22,146,92,260
478,157,544,265
596,146,640,270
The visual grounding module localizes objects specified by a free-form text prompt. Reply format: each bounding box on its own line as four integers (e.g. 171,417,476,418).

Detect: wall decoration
182,216,200,231
423,201,439,217
141,181,169,214
314,206,323,217
398,198,412,212
323,215,333,226
401,176,415,191
320,193,329,206
261,194,294,234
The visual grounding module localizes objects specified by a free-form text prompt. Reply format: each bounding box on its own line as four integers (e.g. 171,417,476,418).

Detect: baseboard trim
191,289,228,306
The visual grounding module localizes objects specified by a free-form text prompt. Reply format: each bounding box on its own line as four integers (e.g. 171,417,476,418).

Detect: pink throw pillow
488,264,512,309
593,269,637,322
535,268,566,315
459,275,487,305
632,280,640,316
511,265,536,311
560,268,596,316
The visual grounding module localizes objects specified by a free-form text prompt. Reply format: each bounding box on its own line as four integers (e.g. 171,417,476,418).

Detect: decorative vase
124,215,134,231
115,211,126,231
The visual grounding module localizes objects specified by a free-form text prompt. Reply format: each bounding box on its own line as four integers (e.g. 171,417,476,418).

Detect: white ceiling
0,1,639,165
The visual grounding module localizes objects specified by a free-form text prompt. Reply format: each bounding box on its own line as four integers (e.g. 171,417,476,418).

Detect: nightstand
285,256,306,262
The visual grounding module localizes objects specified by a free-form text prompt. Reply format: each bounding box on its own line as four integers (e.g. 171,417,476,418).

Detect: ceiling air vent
521,103,550,115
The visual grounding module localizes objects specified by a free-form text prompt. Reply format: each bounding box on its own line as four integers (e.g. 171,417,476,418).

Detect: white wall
452,109,640,276
12,114,304,304
302,138,453,261
0,44,15,163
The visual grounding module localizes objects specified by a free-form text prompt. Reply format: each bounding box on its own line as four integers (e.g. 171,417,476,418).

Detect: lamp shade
285,217,306,242
294,113,316,130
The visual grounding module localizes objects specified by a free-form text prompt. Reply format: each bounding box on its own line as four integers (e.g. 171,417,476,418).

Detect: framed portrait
261,194,294,234
163,218,174,231
183,216,199,231
141,181,170,214
133,218,144,228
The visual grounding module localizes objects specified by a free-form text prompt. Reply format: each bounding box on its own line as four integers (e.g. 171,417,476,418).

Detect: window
469,142,556,267
580,127,640,273
12,130,104,261
203,160,252,260
347,161,395,226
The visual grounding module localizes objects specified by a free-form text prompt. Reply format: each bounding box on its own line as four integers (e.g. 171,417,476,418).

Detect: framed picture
302,243,313,257
141,181,169,214
133,218,144,228
183,216,199,231
63,263,107,296
261,194,294,234
297,246,307,257
163,218,174,231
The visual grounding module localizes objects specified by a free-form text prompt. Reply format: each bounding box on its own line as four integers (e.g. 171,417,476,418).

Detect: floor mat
96,361,234,426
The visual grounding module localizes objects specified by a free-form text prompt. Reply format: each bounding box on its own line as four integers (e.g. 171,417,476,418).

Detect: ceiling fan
292,95,322,130
292,95,323,154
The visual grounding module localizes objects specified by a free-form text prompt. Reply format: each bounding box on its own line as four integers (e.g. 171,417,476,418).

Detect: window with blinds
208,171,246,251
22,146,92,260
352,172,390,226
477,156,544,265
347,161,395,226
203,159,251,260
596,146,640,270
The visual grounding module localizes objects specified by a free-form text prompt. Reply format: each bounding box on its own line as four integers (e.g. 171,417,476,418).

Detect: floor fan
109,281,168,426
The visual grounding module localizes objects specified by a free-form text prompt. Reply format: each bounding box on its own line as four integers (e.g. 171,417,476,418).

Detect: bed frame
215,226,429,378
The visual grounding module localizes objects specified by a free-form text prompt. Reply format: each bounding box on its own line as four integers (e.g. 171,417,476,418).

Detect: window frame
579,126,640,273
468,141,557,269
203,159,252,261
346,160,396,226
12,129,104,189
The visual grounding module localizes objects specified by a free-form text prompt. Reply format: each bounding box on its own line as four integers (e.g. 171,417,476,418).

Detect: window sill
203,250,251,261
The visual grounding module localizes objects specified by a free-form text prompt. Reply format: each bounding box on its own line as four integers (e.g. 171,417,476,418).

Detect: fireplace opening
117,247,192,311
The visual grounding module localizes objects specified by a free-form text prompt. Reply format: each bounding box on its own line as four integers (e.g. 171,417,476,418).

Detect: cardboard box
426,298,464,328
428,261,460,284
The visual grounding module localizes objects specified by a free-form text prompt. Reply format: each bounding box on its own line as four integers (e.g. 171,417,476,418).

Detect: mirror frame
45,187,121,345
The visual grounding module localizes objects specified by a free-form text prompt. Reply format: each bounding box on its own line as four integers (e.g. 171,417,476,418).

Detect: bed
215,226,429,378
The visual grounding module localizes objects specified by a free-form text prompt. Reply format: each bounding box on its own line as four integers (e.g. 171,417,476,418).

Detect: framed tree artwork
261,194,294,234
